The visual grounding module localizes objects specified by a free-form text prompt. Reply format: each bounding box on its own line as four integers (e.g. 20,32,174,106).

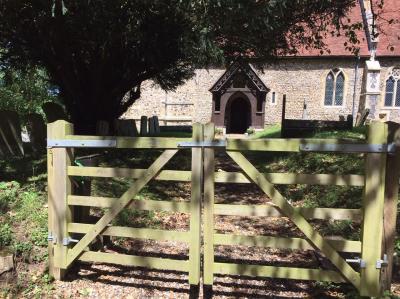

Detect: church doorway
225,96,251,134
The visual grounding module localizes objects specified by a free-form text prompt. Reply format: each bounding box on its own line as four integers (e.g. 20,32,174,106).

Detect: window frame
323,70,346,108
383,67,400,109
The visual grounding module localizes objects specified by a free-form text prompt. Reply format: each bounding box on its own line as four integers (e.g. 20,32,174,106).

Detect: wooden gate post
47,120,74,280
203,123,215,288
381,122,400,292
189,123,203,286
360,121,388,297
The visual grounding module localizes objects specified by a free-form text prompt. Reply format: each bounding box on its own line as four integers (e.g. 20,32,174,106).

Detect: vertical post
281,94,286,137
47,120,74,280
381,122,400,291
203,123,215,288
360,121,388,297
189,123,203,286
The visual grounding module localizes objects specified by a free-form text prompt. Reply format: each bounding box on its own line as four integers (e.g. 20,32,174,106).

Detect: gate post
203,123,215,288
381,122,400,292
189,123,203,287
360,121,388,297
47,120,74,280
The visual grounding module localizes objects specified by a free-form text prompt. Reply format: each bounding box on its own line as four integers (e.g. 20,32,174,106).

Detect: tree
0,66,59,120
0,0,361,133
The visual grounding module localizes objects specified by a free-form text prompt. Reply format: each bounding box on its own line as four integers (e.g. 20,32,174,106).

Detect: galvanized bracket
376,254,389,269
47,139,117,148
178,140,226,148
346,257,366,268
62,237,79,246
300,143,396,153
47,232,57,244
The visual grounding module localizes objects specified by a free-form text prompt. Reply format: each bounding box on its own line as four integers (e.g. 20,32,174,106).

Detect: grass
252,124,282,138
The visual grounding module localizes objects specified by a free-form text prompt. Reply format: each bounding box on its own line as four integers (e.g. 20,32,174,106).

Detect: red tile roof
295,0,400,57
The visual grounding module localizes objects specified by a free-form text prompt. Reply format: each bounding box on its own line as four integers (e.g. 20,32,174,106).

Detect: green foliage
0,223,12,247
0,181,20,212
0,67,59,119
252,124,282,139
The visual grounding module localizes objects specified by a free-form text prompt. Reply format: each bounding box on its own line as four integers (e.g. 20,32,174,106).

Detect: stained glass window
384,77,395,107
334,73,344,106
324,73,334,106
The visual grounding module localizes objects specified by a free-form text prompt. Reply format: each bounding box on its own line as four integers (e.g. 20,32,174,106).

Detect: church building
124,0,400,133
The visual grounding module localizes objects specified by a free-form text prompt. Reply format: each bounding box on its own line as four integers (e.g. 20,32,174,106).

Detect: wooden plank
214,204,363,221
381,122,400,291
67,196,190,213
68,166,191,181
227,138,364,152
68,223,189,242
188,123,202,285
79,251,189,272
213,263,345,283
214,234,361,253
360,121,388,297
64,135,190,149
227,151,361,289
66,149,178,267
203,123,215,285
47,120,74,279
214,171,365,186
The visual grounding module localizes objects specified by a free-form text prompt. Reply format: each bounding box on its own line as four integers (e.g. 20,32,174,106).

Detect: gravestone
26,113,46,152
42,102,68,123
115,119,138,137
148,116,155,136
140,116,148,136
96,120,110,136
153,116,160,135
0,110,24,156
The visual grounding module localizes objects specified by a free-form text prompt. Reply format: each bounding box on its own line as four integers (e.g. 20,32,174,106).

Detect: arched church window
384,67,400,108
324,70,345,106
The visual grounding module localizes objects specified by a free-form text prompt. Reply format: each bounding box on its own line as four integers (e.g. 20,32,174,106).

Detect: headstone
148,116,155,136
153,116,160,135
42,102,68,123
0,249,14,275
140,116,148,136
115,119,139,137
0,110,24,156
96,120,110,136
26,113,46,152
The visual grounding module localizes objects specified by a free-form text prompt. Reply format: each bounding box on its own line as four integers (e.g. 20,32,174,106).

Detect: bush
0,223,12,247
0,181,20,212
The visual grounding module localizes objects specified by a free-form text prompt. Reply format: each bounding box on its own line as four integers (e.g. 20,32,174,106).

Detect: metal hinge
346,258,366,268
62,237,79,246
376,254,389,269
178,140,226,148
47,232,57,244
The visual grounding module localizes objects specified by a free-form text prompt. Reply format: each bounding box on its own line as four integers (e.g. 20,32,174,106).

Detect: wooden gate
47,120,203,288
203,121,400,297
47,120,400,297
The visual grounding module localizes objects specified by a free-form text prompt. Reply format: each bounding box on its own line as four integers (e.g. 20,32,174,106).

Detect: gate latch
346,258,366,268
376,254,389,269
62,237,79,246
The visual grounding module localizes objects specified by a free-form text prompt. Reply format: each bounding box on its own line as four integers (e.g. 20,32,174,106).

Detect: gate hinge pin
376,254,389,269
346,258,366,268
62,237,79,246
47,232,57,244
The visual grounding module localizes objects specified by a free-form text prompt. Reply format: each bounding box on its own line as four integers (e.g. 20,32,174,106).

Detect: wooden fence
47,120,400,297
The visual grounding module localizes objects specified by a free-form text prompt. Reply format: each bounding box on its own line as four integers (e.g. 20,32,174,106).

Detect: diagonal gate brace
227,151,361,290
65,149,178,267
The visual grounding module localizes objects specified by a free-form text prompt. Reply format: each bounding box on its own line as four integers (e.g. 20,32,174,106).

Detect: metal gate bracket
47,232,57,244
47,139,117,148
62,237,79,246
300,143,396,153
346,257,366,268
178,140,226,148
376,254,389,269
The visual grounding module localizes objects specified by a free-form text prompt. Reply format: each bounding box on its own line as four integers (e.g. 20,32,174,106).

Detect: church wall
124,57,400,127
